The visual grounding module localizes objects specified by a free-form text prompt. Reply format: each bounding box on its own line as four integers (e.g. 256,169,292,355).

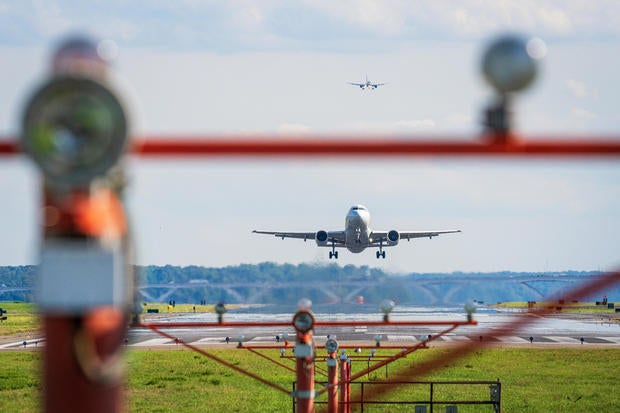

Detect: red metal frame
4,131,618,413
1,135,620,157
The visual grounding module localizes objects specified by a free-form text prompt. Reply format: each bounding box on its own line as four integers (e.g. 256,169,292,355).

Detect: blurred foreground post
22,35,133,413
293,304,316,413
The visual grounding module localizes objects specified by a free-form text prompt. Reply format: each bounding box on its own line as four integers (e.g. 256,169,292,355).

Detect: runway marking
130,338,172,346
0,338,45,349
597,336,620,344
441,336,471,342
387,335,418,341
497,336,530,343
249,336,279,342
544,336,581,344
190,337,225,344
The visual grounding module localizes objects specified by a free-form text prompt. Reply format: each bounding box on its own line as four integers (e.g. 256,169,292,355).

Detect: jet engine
315,230,329,246
387,230,399,246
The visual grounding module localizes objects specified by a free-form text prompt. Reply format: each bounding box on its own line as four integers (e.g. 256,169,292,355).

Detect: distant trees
0,264,614,305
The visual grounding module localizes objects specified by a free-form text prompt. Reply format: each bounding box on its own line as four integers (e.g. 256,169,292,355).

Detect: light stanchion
293,306,316,413
325,339,339,413
22,35,133,413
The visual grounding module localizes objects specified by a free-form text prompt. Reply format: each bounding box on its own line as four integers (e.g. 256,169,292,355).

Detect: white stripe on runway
249,336,279,342
190,337,226,344
497,336,530,343
131,338,172,346
0,338,45,349
544,336,581,344
441,336,470,342
387,335,418,341
596,336,620,344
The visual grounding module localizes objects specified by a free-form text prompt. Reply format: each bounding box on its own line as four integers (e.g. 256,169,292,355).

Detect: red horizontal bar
131,136,620,157
1,135,620,157
134,320,476,329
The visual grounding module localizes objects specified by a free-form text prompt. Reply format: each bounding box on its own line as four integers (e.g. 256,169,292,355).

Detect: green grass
1,347,619,412
0,302,40,336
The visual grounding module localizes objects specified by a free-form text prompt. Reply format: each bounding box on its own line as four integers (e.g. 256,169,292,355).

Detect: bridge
136,274,590,305
0,274,600,305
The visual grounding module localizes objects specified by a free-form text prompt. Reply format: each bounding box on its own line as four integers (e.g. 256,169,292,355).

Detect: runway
2,306,618,350
123,306,620,348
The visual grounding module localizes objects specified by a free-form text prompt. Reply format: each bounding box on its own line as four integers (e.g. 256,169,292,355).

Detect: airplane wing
348,82,364,87
370,229,461,245
372,82,386,88
253,230,347,245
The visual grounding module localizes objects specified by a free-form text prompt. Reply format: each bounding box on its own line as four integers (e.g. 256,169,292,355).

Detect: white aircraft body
253,205,461,259
348,76,386,90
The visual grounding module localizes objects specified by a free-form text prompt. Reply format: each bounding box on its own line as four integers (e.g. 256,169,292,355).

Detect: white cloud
278,123,311,136
31,0,71,36
537,6,573,34
566,79,588,98
396,119,436,129
572,107,597,120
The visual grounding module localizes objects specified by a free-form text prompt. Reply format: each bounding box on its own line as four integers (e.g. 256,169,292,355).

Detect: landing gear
329,242,338,259
376,241,386,259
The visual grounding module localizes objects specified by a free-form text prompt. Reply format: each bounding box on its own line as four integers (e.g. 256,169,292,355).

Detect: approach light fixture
214,301,227,323
22,76,128,190
280,348,285,356
293,310,315,334
380,299,395,321
236,335,244,347
481,34,540,95
480,34,545,137
325,338,338,354
297,298,312,311
374,334,383,347
464,300,477,322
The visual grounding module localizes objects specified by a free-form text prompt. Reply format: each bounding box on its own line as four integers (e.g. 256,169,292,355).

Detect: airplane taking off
348,75,386,90
253,205,460,259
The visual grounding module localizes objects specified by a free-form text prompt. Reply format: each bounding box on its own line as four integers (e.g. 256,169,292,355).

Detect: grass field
2,302,619,411
1,347,619,412
0,302,40,336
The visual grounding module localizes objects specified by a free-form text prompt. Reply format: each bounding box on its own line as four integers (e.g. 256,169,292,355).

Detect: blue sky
0,1,619,273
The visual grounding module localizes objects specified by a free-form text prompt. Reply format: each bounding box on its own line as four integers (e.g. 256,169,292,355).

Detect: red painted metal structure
326,351,338,412
3,132,619,413
1,134,620,158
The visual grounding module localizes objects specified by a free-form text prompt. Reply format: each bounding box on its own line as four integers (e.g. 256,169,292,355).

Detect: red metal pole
346,360,352,413
326,352,338,413
40,188,130,412
338,352,348,413
44,310,127,412
295,330,315,413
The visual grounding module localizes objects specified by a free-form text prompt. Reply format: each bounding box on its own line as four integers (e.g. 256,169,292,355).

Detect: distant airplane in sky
253,205,460,259
348,75,386,90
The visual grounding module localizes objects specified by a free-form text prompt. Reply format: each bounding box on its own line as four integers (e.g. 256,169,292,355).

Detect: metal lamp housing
325,338,338,354
22,75,128,189
482,35,538,94
293,310,315,333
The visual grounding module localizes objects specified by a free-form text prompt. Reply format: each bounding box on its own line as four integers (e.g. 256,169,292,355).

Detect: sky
0,1,619,274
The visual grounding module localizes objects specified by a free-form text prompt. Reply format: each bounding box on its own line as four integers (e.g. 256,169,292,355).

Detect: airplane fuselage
344,206,371,253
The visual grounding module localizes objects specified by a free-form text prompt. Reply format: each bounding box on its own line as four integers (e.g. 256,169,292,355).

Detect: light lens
293,311,314,333
482,35,538,94
22,76,128,187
